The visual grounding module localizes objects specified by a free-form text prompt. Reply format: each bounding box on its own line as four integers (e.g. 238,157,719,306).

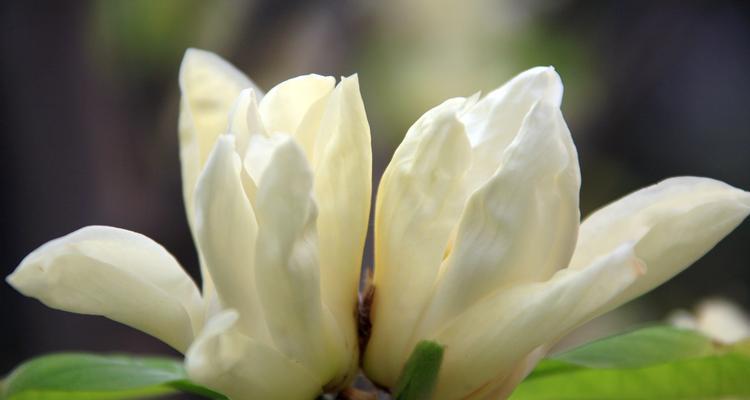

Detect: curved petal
414,101,580,341
193,135,269,342
7,226,203,353
185,310,323,400
570,177,750,313
253,138,338,379
258,74,335,141
460,66,563,192
365,98,472,386
430,244,643,400
178,48,260,297
312,75,372,366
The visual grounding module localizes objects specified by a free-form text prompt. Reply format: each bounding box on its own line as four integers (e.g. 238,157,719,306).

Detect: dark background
2,0,749,385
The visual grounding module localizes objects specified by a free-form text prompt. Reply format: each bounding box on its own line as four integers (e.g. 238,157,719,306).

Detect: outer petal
311,75,372,368
178,48,259,297
253,138,338,380
431,244,643,400
365,98,472,386
7,226,203,352
185,310,323,400
570,177,750,313
460,66,563,192
413,101,580,341
179,48,259,227
193,135,269,342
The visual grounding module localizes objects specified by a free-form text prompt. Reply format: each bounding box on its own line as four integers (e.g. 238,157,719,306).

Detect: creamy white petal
253,138,337,378
460,66,563,192
7,226,203,352
413,101,580,343
243,133,288,184
431,244,643,400
295,87,336,162
570,177,750,313
258,74,334,141
185,310,323,400
228,88,267,157
364,98,472,386
311,75,371,369
178,48,259,298
193,135,269,342
464,346,548,400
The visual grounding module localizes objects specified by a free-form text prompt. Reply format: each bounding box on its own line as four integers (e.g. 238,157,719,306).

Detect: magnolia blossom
670,298,750,344
7,49,372,400
362,67,750,399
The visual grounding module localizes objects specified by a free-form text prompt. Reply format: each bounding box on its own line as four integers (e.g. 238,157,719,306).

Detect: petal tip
178,48,251,92
179,47,212,73
526,66,563,105
6,245,53,296
181,48,223,66
5,268,22,291
275,135,307,159
341,73,359,82
336,74,363,96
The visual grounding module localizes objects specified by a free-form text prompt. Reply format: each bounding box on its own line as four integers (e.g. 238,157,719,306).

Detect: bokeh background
2,0,750,388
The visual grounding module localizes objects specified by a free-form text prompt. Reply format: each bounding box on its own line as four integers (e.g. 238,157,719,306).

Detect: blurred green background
2,0,749,389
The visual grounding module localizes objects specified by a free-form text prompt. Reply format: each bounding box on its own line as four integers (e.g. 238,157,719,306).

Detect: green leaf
169,381,227,400
511,326,750,399
393,340,445,400
551,325,716,368
1,353,227,400
511,353,750,399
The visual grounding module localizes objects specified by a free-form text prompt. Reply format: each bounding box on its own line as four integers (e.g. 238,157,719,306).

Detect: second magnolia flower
363,66,750,399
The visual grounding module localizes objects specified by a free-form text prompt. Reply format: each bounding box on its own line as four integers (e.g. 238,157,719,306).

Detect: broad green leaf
511,353,750,399
551,325,716,368
393,340,445,400
511,326,750,399
1,353,226,400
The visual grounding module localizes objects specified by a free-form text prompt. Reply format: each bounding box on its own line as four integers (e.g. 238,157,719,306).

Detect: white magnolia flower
7,49,372,400
669,298,750,344
362,66,750,400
